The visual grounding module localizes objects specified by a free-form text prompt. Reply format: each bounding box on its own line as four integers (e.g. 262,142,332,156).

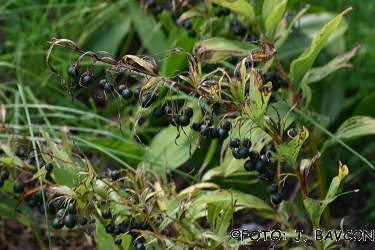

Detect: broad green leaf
304,43,362,84
263,0,288,41
39,128,86,188
353,91,375,117
212,0,255,22
193,37,256,64
322,116,375,149
290,7,353,88
176,9,206,25
303,162,349,229
143,125,198,174
278,127,309,169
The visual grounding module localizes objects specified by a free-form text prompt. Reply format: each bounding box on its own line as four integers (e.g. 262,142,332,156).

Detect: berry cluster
214,7,231,17
181,21,196,38
230,20,258,42
263,71,288,92
147,0,163,14
240,144,283,205
152,105,194,127
192,118,231,140
105,218,148,249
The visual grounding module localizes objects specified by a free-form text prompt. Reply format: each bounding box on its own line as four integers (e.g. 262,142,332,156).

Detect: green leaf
212,0,255,22
263,0,288,41
278,127,309,169
290,7,353,88
193,37,256,64
303,162,349,229
353,91,375,117
176,9,206,25
38,128,86,188
304,43,362,84
322,116,375,149
0,144,33,170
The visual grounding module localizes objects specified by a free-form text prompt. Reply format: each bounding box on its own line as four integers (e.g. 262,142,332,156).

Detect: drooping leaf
290,7,353,88
322,116,375,150
193,37,256,64
303,43,362,84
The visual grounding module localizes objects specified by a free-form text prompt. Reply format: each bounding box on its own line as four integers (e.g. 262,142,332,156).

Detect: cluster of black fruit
192,118,231,140
263,71,288,92
230,141,283,205
0,168,25,193
181,21,196,38
152,105,194,127
147,0,163,14
105,217,148,249
214,7,231,17
230,20,258,42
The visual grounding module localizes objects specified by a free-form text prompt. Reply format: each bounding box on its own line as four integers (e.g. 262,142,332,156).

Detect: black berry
111,170,120,181
232,148,242,159
13,182,24,193
1,170,9,180
45,163,53,171
229,138,240,148
208,128,218,139
121,89,133,100
268,183,278,194
244,160,256,171
64,214,77,229
183,107,194,118
170,114,179,126
178,114,190,127
67,201,76,214
26,197,39,208
188,29,196,38
255,160,267,173
118,84,126,93
81,72,93,86
183,21,192,30
98,79,106,90
153,107,164,118
271,193,283,205
105,224,115,234
217,128,229,139
237,147,249,159
102,209,112,219
135,242,146,250
104,82,114,93
114,237,122,245
242,138,251,148
134,88,141,99
192,121,201,131
220,121,232,131
68,65,79,77
52,217,64,230
79,217,88,226
221,7,230,16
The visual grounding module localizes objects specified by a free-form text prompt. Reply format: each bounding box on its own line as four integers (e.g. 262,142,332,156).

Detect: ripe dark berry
79,218,88,226
52,217,64,230
178,114,190,127
220,121,232,131
104,82,115,93
98,79,106,90
265,170,275,182
38,203,46,214
135,242,146,250
249,151,258,160
26,197,38,208
45,163,53,171
13,182,24,193
183,107,194,118
113,227,122,235
141,93,157,108
68,65,79,77
164,105,173,116
242,138,251,149
218,128,229,139
170,114,179,126
191,121,200,131
199,124,209,136
221,7,230,16
233,25,245,36
104,82,114,93
121,89,133,100
67,201,76,214
82,73,93,86
105,224,115,234
48,203,57,215
188,28,196,38
34,190,47,203
102,209,112,219
205,116,214,126
56,208,65,218
183,21,192,30
260,154,269,162
271,192,283,205
268,183,278,194
111,170,120,181
244,159,256,171
255,160,267,173
64,214,77,229
208,128,218,139
153,107,164,118
214,8,222,17
237,147,249,159
15,149,26,158
1,170,9,180
232,148,242,159
148,0,156,8
114,237,122,245
133,88,141,99
229,138,240,148
118,84,126,93
228,56,237,65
